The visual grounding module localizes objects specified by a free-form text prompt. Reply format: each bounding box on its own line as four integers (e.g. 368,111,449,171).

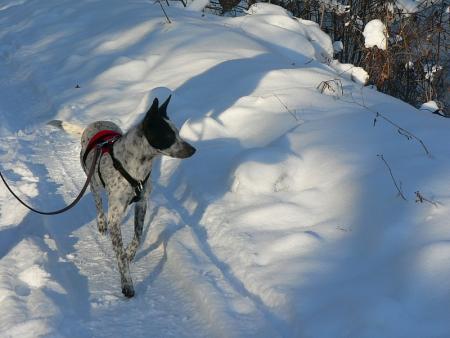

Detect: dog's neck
112,128,159,181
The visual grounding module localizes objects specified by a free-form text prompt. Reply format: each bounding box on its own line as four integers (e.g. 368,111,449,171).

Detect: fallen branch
317,79,344,97
344,88,431,157
415,191,439,207
155,0,171,23
377,154,407,201
377,110,430,157
274,94,299,121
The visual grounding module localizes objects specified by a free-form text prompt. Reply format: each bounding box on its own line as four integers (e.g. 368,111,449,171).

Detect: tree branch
377,154,407,201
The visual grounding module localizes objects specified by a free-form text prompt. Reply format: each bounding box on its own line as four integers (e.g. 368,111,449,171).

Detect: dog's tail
48,120,84,136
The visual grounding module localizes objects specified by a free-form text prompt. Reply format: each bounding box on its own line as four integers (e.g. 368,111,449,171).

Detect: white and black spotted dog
52,95,195,297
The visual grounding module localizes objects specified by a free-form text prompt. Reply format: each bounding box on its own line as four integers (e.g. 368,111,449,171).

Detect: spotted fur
79,96,195,298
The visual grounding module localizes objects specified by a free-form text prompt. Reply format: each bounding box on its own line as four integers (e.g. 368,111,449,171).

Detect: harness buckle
96,135,120,149
136,181,144,195
130,181,144,204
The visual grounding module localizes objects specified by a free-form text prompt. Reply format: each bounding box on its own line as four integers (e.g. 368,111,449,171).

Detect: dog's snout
165,141,196,159
186,143,196,156
181,142,196,158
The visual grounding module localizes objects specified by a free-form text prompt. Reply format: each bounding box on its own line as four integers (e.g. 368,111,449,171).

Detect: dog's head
141,95,196,159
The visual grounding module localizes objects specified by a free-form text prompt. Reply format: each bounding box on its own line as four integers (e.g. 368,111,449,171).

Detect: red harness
82,129,150,204
82,130,122,166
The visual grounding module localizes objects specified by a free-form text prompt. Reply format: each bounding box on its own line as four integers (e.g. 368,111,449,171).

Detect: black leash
0,146,101,215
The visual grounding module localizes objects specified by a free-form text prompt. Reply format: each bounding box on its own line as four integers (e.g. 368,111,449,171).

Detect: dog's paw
122,285,135,298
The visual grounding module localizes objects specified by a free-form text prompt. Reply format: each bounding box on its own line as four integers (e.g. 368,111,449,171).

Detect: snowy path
0,119,278,337
0,126,218,337
0,12,280,335
0,33,213,337
35,133,212,338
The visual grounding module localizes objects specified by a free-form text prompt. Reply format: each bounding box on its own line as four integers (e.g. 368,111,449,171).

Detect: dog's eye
143,116,177,150
152,137,175,150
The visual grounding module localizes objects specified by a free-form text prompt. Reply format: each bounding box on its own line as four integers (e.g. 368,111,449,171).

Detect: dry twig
155,0,171,23
415,191,439,207
377,154,407,201
342,88,431,157
274,94,299,121
317,79,344,97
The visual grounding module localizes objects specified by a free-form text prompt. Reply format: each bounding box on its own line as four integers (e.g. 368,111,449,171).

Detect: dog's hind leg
90,182,107,234
108,196,134,298
126,198,147,262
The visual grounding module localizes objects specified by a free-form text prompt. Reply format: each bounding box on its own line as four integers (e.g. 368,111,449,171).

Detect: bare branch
377,154,407,201
274,94,299,121
341,89,432,157
415,191,439,207
155,0,171,23
317,79,344,97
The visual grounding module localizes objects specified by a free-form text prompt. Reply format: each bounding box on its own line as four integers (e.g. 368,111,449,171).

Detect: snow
315,0,350,15
420,100,440,113
330,60,369,85
363,19,388,50
246,3,292,16
241,3,334,64
424,63,443,82
0,0,450,337
396,0,421,13
332,40,343,54
187,0,210,12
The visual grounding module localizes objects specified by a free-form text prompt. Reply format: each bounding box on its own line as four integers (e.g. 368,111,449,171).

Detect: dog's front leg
126,197,147,262
90,182,107,234
108,197,134,298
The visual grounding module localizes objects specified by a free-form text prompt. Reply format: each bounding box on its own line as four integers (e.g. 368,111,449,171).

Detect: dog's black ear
159,95,171,119
147,98,159,117
143,98,159,128
149,98,159,116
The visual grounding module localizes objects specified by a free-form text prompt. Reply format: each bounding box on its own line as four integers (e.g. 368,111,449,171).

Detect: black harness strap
97,154,107,188
85,133,151,204
110,150,151,204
